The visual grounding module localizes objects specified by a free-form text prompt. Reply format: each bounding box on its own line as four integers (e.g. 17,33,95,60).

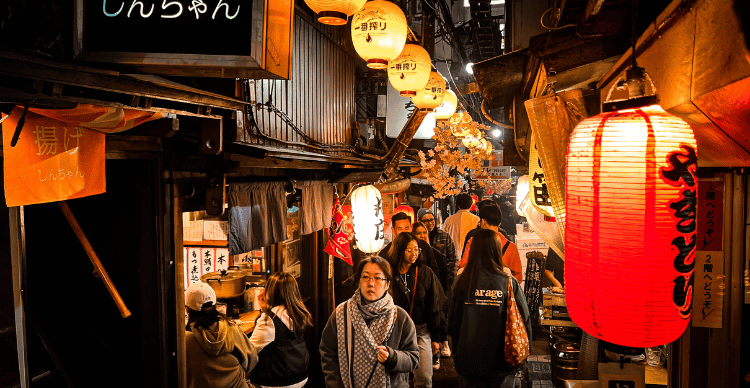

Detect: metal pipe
9,207,29,388
58,201,132,319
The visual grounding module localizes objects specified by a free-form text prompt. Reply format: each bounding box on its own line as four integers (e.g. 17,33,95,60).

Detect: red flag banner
324,195,353,265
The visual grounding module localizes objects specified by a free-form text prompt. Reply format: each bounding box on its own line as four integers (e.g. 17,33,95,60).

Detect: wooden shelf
184,240,228,247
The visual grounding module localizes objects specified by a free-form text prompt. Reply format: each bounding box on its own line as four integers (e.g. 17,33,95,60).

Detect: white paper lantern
351,0,408,69
350,185,385,253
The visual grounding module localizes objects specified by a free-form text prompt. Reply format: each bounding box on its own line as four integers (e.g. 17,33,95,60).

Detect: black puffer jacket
391,264,446,342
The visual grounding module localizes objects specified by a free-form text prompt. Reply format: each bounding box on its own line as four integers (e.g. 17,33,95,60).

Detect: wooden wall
240,13,357,154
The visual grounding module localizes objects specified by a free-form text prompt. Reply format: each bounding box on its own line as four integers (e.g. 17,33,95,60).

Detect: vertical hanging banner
2,107,105,207
693,180,724,328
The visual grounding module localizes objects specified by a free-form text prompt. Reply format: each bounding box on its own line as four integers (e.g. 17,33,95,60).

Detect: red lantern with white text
565,104,698,347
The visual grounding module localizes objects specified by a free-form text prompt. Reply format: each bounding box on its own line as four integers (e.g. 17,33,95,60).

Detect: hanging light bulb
304,0,367,25
412,71,446,112
351,0,408,69
388,44,431,97
432,90,458,120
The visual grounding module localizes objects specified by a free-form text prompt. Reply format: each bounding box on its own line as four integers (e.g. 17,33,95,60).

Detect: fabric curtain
299,180,334,235
228,181,287,255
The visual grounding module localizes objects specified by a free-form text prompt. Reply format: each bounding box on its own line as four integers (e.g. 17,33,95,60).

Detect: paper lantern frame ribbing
565,104,698,347
350,185,386,253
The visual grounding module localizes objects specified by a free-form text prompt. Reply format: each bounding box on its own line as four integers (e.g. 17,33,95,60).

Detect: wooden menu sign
2,108,105,207
74,0,294,79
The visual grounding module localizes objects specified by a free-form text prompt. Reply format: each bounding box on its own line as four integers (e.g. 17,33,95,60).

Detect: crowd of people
184,192,535,388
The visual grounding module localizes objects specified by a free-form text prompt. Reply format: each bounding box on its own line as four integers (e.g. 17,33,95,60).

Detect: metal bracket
205,174,226,217
201,117,223,155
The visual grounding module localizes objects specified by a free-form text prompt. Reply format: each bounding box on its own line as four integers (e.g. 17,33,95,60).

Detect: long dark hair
187,306,227,331
263,272,313,336
388,232,424,272
455,229,507,302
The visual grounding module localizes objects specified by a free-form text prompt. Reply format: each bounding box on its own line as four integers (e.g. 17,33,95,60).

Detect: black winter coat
449,270,532,377
391,264,446,342
381,239,448,293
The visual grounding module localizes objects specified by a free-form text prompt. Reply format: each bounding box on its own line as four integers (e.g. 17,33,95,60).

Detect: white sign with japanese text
692,251,724,328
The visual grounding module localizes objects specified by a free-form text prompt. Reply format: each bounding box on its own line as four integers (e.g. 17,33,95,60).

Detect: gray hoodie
186,320,259,388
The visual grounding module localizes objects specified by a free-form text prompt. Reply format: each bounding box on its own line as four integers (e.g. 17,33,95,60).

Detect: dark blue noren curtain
299,180,334,235
228,181,287,255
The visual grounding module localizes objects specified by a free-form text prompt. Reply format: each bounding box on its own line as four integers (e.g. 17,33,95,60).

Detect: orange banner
3,107,106,206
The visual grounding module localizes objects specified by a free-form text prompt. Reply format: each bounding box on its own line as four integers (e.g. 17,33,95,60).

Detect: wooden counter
236,310,261,335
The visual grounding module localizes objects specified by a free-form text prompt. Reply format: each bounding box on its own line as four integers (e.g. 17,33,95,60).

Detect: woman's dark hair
263,272,313,336
186,305,227,331
388,232,424,272
412,221,428,235
456,229,507,302
355,256,393,284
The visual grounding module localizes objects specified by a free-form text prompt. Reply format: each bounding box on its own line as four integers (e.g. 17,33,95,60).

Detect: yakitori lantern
528,135,555,217
388,44,431,97
394,204,415,223
565,104,698,347
351,0,407,69
350,185,385,253
432,90,458,120
449,110,473,138
462,136,481,148
304,0,367,25
412,71,446,112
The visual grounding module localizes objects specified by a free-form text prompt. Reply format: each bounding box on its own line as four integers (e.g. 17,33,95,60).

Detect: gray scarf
336,290,397,388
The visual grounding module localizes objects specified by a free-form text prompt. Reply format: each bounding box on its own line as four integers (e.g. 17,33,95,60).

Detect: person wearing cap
185,282,259,388
458,201,523,283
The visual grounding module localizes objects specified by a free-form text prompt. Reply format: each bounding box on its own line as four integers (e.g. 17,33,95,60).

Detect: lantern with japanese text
304,0,367,25
394,204,415,223
351,0,408,69
449,110,473,138
412,71,446,112
351,185,385,253
432,90,458,120
565,104,698,347
528,136,555,217
388,44,431,97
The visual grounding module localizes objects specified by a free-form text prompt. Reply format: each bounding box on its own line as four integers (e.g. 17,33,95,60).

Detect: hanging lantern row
351,0,408,69
350,185,386,253
565,104,698,347
412,71,446,112
304,0,367,25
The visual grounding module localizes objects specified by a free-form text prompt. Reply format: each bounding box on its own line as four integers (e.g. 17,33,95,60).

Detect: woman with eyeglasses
388,232,446,388
320,256,419,388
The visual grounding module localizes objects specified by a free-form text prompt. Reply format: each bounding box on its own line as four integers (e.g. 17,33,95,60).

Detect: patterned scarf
336,290,397,388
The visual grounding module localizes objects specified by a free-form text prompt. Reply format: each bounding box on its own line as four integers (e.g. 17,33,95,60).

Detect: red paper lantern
394,204,415,224
565,104,698,347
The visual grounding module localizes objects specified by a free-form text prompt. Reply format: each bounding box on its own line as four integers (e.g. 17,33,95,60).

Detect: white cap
185,282,216,311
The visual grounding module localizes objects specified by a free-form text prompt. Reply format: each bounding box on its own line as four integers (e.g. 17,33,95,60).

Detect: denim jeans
414,323,433,388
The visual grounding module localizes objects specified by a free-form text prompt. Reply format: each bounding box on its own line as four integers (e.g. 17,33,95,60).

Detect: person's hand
257,288,267,311
376,346,389,363
432,342,440,355
551,286,564,294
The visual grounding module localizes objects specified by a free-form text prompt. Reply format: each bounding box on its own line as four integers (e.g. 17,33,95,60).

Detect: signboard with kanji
693,179,724,328
2,108,105,207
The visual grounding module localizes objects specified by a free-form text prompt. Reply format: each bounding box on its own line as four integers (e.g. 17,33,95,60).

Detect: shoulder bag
504,277,529,367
